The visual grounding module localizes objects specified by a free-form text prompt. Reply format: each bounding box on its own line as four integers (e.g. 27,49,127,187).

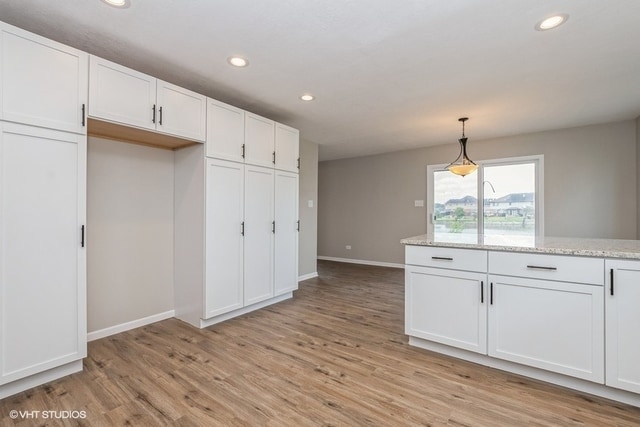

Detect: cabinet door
206,98,245,161
88,55,156,131
488,275,604,383
406,266,487,354
244,165,274,305
605,260,640,393
204,159,245,318
274,123,299,173
274,171,299,295
0,122,86,385
244,112,275,168
0,22,88,134
156,80,206,142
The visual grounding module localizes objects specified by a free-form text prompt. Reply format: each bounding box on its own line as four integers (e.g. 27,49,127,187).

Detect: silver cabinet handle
432,256,453,261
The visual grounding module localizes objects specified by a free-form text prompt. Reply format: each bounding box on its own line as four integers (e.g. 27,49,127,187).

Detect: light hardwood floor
2,260,640,426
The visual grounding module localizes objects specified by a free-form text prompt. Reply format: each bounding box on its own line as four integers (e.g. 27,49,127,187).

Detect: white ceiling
1,1,639,160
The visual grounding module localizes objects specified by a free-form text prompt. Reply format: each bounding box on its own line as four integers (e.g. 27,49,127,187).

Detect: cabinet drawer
489,252,603,285
405,246,487,272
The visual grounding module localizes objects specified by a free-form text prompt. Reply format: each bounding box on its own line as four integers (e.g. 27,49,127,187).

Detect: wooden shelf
87,118,201,150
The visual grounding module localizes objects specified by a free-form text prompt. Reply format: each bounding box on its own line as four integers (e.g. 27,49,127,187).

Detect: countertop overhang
401,234,640,260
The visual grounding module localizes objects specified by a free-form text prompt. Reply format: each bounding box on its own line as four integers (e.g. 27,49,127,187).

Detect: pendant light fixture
446,117,478,177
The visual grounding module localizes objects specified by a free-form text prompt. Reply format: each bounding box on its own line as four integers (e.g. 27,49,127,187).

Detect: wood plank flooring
2,260,640,426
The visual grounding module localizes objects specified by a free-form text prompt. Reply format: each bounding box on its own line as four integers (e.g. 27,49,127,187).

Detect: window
427,155,543,245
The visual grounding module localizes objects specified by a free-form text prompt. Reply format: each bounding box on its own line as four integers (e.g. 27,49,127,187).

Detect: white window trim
427,154,544,238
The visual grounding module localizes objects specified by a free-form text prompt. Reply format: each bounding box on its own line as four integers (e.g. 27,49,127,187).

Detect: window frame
427,154,544,239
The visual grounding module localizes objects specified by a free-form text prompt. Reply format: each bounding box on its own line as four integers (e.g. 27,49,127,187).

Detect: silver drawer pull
526,265,557,271
432,256,453,261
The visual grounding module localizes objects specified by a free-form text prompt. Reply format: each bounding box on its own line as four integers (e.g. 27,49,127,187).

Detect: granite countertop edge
400,234,640,260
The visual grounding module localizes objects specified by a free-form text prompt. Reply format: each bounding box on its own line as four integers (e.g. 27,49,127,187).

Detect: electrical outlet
345,245,352,250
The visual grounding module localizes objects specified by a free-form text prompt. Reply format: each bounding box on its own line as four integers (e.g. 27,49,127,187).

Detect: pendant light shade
446,117,478,177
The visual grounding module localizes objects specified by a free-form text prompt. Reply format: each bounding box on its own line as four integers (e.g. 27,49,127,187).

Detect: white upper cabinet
275,123,300,173
206,100,299,172
206,98,245,161
245,112,275,168
156,80,206,142
0,22,88,134
89,56,156,131
89,56,206,142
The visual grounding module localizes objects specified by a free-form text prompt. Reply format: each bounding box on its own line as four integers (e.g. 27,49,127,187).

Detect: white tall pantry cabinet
0,22,87,398
274,170,299,295
204,158,245,318
243,165,276,306
175,99,299,328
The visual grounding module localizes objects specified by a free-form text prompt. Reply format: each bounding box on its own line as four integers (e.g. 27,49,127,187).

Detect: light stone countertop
400,234,640,260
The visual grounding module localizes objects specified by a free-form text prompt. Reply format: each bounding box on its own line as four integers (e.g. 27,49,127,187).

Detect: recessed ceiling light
227,56,249,68
300,94,315,101
100,0,130,8
535,14,569,31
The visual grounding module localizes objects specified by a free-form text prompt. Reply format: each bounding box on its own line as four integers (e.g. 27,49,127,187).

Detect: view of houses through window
428,157,542,245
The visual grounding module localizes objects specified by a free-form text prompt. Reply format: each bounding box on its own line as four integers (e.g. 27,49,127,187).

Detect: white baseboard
198,293,292,328
317,256,404,269
87,310,175,342
298,271,319,281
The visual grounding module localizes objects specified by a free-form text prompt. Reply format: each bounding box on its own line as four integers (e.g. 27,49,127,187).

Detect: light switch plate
308,200,314,208
414,200,424,207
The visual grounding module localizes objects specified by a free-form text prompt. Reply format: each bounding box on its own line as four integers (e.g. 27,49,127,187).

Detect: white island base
402,235,640,409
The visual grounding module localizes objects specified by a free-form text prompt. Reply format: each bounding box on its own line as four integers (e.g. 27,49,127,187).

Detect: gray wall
87,137,174,333
299,138,319,277
319,120,637,265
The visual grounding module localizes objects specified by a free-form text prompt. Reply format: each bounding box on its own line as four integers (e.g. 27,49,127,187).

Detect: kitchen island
402,234,640,407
